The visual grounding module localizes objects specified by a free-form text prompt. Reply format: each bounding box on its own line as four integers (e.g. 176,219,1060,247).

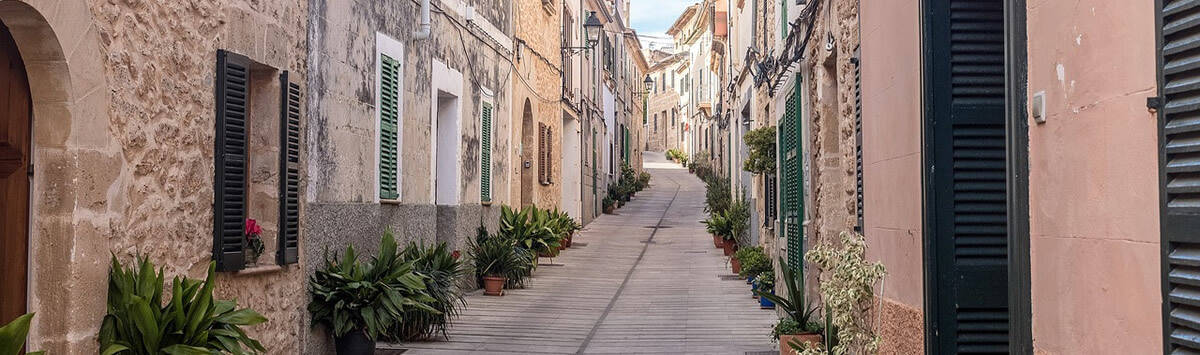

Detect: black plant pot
334,329,375,355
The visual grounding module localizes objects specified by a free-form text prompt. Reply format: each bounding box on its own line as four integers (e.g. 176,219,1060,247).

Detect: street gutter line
575,171,682,354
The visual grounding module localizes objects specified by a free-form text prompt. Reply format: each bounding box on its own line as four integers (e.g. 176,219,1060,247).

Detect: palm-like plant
308,230,439,340
755,257,822,338
0,313,42,355
99,255,267,355
500,206,560,255
386,242,467,341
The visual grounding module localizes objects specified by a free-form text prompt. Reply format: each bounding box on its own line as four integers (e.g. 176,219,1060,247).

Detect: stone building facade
304,0,513,350
0,0,310,353
645,53,684,153
512,0,564,210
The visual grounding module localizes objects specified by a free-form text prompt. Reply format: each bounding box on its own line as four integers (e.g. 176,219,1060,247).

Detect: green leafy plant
99,255,267,355
500,206,561,255
754,270,775,292
385,241,467,341
308,231,439,340
0,313,42,355
703,177,731,214
474,223,534,288
756,257,821,341
703,213,730,239
742,126,777,175
637,172,652,190
723,197,751,243
735,246,770,279
799,232,887,355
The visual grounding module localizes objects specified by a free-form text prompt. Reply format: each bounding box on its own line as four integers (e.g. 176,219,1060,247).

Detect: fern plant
99,255,267,355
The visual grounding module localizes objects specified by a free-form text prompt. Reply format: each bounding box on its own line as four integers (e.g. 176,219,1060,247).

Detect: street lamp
643,75,655,93
565,11,604,56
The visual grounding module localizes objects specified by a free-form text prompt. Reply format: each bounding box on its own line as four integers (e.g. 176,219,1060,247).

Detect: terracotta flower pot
779,333,822,355
721,239,737,256
483,276,507,296
713,234,723,249
565,233,573,248
604,205,616,214
539,248,560,258
731,256,742,274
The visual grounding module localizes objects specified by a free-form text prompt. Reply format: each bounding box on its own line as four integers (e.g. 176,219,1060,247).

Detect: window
377,33,404,201
653,114,658,133
213,49,301,271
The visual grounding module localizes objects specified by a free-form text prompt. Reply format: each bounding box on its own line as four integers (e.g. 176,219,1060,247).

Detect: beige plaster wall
1025,1,1161,353
4,0,309,353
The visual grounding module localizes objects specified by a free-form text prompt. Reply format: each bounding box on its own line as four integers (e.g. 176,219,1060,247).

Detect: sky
628,0,697,50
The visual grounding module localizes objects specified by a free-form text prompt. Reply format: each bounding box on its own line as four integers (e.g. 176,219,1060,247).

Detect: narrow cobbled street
389,152,776,354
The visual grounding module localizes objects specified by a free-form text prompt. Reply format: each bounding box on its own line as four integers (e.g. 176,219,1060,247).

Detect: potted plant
309,231,439,354
755,271,776,309
385,241,467,341
733,246,766,276
603,196,616,214
100,256,268,355
757,257,824,355
244,218,265,266
703,213,728,249
471,236,521,296
721,198,750,256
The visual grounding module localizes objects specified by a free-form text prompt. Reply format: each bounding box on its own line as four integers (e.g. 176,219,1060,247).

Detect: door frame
919,0,1032,353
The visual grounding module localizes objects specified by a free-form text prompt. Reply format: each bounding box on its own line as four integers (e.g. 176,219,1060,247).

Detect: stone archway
0,1,113,352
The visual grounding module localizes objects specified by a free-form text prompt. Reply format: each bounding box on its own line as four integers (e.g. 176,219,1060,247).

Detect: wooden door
520,100,534,207
0,22,31,326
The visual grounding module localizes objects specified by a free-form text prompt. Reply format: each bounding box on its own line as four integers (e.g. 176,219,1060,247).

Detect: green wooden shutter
781,0,788,40
780,75,804,271
481,102,493,202
213,50,249,272
1159,1,1200,352
379,54,400,200
277,71,301,265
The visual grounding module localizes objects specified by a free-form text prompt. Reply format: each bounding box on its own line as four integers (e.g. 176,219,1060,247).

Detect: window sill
236,264,286,276
380,199,402,205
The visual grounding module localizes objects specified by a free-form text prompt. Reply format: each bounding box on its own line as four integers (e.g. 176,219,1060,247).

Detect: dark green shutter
781,0,788,40
1160,1,1200,352
780,75,803,270
927,0,1009,352
853,54,864,233
481,102,493,202
379,54,400,200
277,71,301,265
213,50,249,272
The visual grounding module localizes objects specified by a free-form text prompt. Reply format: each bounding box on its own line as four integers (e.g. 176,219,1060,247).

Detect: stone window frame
375,32,405,203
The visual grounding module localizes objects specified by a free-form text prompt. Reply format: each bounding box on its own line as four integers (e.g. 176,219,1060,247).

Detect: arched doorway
520,99,534,207
0,20,31,326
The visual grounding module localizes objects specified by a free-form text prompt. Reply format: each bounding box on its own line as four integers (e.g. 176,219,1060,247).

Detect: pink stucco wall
1026,1,1161,353
860,0,924,353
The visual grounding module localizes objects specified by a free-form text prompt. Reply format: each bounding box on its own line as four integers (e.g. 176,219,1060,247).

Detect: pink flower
245,219,262,238
451,250,461,260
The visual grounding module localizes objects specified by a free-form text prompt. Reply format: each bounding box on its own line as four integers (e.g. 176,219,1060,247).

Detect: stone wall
511,0,564,209
2,0,310,353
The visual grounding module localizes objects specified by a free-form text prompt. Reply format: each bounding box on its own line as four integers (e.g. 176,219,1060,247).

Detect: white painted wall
430,59,463,205
561,116,582,219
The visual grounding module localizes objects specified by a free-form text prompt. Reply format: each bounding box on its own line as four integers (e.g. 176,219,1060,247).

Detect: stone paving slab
384,152,777,354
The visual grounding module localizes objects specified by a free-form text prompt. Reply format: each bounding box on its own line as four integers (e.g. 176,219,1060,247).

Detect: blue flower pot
751,281,759,298
747,276,753,284
759,291,776,309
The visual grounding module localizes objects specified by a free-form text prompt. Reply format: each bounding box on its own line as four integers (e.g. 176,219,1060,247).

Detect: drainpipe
413,0,432,40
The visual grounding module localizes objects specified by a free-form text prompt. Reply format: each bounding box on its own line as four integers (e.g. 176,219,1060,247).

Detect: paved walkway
388,152,777,354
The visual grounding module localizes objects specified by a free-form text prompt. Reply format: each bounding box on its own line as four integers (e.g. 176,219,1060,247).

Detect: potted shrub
704,213,729,249
757,257,824,355
471,236,521,296
385,241,467,341
603,196,616,214
309,231,439,354
755,271,776,309
100,256,268,355
722,198,751,256
733,246,766,277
